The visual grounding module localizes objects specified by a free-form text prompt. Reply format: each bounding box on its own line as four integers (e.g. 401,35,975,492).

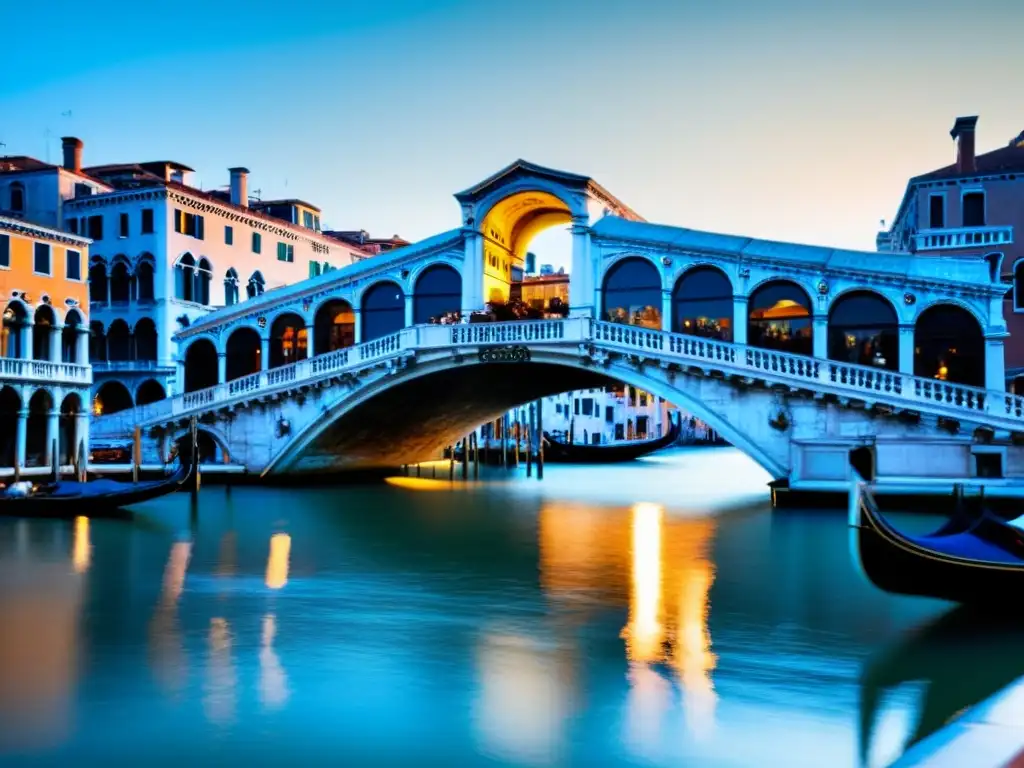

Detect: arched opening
136,378,167,406
270,313,307,368
196,258,213,306
134,317,158,361
1,301,28,358
109,257,131,303
136,256,155,302
26,389,53,467
62,309,84,363
601,257,662,329
175,254,196,302
247,271,265,299
747,280,813,356
175,429,219,464
314,299,356,353
184,339,218,392
92,380,134,416
1014,376,1024,396
361,281,404,342
106,319,132,362
672,266,733,340
225,327,262,381
89,259,108,304
914,304,985,386
827,291,898,370
32,305,56,361
0,386,20,467
89,321,107,363
414,264,462,324
59,393,82,465
224,268,240,306
9,182,25,213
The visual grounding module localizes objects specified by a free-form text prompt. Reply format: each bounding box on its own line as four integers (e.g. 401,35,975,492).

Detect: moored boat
541,413,681,464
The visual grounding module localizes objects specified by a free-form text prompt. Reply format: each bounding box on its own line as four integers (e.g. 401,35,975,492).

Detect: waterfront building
0,215,92,474
878,116,1024,388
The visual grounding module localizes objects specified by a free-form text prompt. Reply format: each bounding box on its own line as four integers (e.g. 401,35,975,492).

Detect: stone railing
0,357,92,387
914,225,1013,252
95,317,1024,434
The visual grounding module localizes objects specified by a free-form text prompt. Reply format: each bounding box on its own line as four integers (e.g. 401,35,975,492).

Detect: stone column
985,336,1007,392
898,325,915,375
569,218,593,318
49,324,63,363
19,321,33,360
45,409,59,467
461,230,484,316
404,294,414,327
305,325,315,357
176,358,187,393
14,409,27,472
812,316,828,359
76,327,89,365
661,290,672,332
75,411,90,467
732,297,748,346
353,310,363,345
217,352,227,384
261,337,270,371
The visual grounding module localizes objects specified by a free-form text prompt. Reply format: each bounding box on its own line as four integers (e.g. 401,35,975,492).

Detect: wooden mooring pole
132,425,141,484
472,432,479,479
461,435,470,480
536,399,544,480
526,403,534,478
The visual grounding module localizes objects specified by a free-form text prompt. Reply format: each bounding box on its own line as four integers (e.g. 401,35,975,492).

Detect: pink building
878,116,1024,389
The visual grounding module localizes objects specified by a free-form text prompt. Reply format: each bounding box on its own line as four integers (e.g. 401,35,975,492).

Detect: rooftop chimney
229,167,249,208
950,116,978,174
61,137,83,173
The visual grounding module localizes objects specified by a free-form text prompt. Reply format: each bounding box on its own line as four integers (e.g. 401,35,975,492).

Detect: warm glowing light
204,618,236,725
622,502,664,663
384,476,454,491
72,517,90,574
259,614,289,710
937,365,949,380
674,561,718,738
265,533,291,589
162,541,192,604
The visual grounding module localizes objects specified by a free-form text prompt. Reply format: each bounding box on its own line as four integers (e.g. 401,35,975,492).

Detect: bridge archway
914,304,984,386
672,266,733,340
184,339,218,392
747,280,813,356
361,281,404,342
413,264,462,324
827,290,898,370
270,312,307,368
93,380,133,415
225,327,262,381
314,299,355,353
136,378,167,406
0,386,20,466
601,257,661,328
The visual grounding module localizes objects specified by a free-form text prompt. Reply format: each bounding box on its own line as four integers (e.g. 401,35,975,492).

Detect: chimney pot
950,116,978,174
61,137,83,173
229,167,250,208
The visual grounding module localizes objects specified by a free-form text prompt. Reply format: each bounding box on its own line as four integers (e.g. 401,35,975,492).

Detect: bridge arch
184,337,218,392
826,289,898,370
313,298,356,353
913,302,985,386
136,378,167,405
270,312,307,368
747,279,814,356
413,263,462,324
360,281,405,342
225,326,262,381
165,424,231,463
601,256,662,328
671,265,734,340
94,380,133,415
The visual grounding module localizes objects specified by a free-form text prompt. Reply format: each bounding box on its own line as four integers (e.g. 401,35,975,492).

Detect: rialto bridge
91,160,1024,491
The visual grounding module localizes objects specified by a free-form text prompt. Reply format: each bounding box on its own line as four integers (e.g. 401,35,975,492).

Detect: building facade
878,116,1024,388
0,215,92,475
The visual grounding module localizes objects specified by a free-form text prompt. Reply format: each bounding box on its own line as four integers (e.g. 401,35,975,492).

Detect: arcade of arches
0,385,88,469
92,378,167,416
1,302,89,365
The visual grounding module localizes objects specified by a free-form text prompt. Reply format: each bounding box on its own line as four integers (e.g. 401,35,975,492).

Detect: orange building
0,215,92,474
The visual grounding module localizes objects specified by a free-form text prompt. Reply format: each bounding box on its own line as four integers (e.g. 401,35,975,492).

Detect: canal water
1,447,1021,767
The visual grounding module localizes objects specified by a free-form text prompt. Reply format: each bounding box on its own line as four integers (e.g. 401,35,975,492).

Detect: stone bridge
92,159,1019,489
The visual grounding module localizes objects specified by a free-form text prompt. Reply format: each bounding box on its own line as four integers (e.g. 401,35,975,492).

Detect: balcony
0,357,92,387
914,225,1013,252
91,360,172,373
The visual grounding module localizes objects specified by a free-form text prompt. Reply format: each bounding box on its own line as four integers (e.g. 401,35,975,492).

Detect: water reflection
266,533,291,589
204,617,237,725
149,539,192,695
72,516,90,574
259,615,289,710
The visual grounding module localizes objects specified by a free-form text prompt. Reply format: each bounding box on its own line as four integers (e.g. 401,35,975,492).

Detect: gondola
0,457,192,518
541,414,681,464
848,472,1024,603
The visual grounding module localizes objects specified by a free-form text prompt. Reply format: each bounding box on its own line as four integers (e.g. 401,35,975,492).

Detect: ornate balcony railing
0,357,92,387
914,225,1013,252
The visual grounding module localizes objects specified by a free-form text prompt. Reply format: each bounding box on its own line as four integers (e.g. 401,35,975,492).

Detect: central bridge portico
93,159,1019,490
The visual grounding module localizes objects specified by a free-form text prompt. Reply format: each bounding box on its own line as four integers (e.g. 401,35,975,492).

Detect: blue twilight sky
2,0,1022,262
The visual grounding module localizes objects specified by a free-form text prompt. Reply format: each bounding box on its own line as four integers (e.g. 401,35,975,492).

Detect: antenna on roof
252,188,262,201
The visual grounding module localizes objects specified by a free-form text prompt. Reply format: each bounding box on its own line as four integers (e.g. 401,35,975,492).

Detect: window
173,209,205,239
302,211,314,229
615,423,625,440
67,218,78,234
929,195,944,229
225,225,233,245
277,242,294,262
309,261,321,278
0,234,8,267
963,192,985,227
66,249,81,280
252,232,262,253
574,399,580,415
1015,261,1024,311
605,406,614,422
74,183,92,198
119,212,129,237
9,182,24,213
314,215,321,232
88,215,103,240
639,392,648,406
141,208,154,234
581,398,594,416
34,242,51,275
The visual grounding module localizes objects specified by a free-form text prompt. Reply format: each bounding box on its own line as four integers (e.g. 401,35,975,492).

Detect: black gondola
541,414,681,464
0,458,192,518
848,472,1024,603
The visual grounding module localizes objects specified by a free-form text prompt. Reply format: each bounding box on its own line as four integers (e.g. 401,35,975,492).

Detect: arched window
1,301,28,358
413,264,462,324
106,319,132,361
184,339,218,392
26,389,52,466
109,256,131,303
1014,261,1024,311
361,281,404,342
914,304,985,386
32,305,56,361
9,182,24,214
224,268,240,306
134,317,158,361
136,379,167,406
59,393,82,465
225,327,262,381
672,266,733,341
314,299,356,352
89,321,107,363
247,271,265,299
747,280,813,355
136,256,155,303
601,257,662,329
89,259,108,304
0,386,21,467
92,381,133,416
62,308,84,363
194,258,213,305
827,291,898,369
176,254,196,302
269,313,307,368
